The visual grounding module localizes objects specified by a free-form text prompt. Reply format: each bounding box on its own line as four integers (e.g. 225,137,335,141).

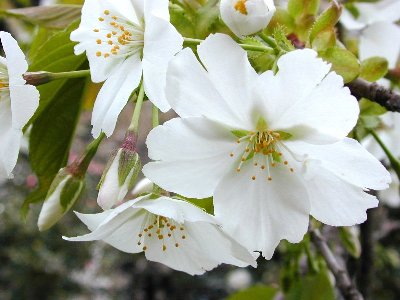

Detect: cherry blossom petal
142,14,183,112
286,138,391,190
166,47,249,129
143,117,243,198
379,170,400,208
9,84,39,129
197,34,258,128
272,72,359,141
91,54,142,138
214,161,310,259
0,31,27,85
360,22,400,69
305,161,378,226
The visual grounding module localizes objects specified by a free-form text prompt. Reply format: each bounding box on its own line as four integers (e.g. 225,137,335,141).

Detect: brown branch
346,78,400,112
310,228,364,300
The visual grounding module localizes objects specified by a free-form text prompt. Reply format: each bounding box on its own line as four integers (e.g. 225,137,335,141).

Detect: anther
230,153,234,157
96,39,102,44
148,233,152,237
251,176,256,180
182,235,186,239
98,17,104,22
138,233,142,237
175,243,179,247
290,168,294,172
93,29,99,32
268,176,272,181
284,161,288,165
96,51,102,57
143,246,147,251
106,33,112,38
236,168,241,172
104,10,110,15
158,235,163,240
261,165,266,170
162,245,167,251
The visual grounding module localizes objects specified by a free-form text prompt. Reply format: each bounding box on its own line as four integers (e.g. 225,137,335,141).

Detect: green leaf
339,227,361,258
319,47,360,83
228,285,278,300
28,21,86,123
29,78,85,180
359,98,387,116
2,5,81,29
360,57,389,82
286,272,335,300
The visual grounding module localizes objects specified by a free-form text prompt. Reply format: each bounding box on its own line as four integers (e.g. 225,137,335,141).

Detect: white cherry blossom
220,0,276,38
63,196,257,275
362,112,400,207
143,34,391,258
341,0,400,68
71,0,183,137
0,31,39,179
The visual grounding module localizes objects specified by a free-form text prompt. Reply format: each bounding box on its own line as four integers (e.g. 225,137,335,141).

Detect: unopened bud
220,0,276,38
37,168,85,231
97,132,141,210
132,177,154,196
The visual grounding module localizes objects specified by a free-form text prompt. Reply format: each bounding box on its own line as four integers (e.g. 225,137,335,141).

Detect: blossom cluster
1,0,399,276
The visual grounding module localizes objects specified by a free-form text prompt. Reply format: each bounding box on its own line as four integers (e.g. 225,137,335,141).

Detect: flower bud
220,0,276,38
37,168,85,231
131,177,154,196
97,132,141,210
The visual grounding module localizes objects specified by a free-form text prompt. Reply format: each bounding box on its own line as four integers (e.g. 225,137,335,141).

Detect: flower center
93,10,144,59
137,215,186,252
234,0,248,15
230,118,294,181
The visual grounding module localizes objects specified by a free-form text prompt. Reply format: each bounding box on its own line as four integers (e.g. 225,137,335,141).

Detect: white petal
0,31,27,85
144,0,169,20
306,161,378,226
143,117,243,198
97,150,122,210
64,200,146,253
144,220,256,275
340,10,366,31
272,72,359,141
255,49,355,141
91,55,142,138
0,97,22,177
197,34,258,129
214,160,310,259
286,138,391,190
9,84,39,130
360,22,400,69
166,48,247,129
142,14,183,112
134,197,217,224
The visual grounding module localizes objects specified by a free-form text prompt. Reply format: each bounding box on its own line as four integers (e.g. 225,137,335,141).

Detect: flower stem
258,33,277,49
183,37,274,53
23,70,90,86
152,104,159,128
128,81,145,134
370,129,400,179
70,132,105,177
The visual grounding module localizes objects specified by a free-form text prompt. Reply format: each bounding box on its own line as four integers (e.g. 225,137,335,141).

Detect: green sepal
118,151,141,187
97,149,119,190
175,195,214,215
309,1,341,49
59,176,85,211
45,168,70,199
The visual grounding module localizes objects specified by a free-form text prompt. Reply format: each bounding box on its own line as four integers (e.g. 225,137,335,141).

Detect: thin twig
310,228,364,300
346,78,400,112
